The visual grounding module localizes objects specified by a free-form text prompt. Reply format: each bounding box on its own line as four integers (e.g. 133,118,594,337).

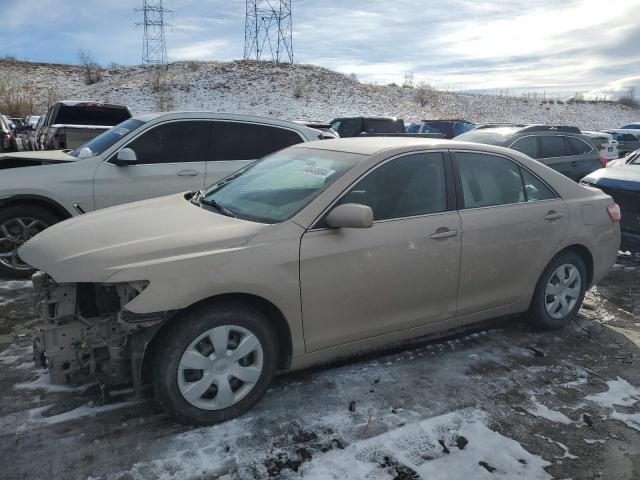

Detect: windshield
68,118,146,157
628,150,640,165
200,148,362,223
55,104,131,126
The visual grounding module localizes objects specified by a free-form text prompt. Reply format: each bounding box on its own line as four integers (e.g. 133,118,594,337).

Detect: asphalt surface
0,253,639,479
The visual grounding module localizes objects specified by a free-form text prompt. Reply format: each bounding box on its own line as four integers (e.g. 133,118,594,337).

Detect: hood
0,150,77,168
582,164,640,192
19,193,267,283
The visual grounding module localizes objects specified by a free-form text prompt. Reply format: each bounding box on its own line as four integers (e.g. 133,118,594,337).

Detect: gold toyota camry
20,137,620,425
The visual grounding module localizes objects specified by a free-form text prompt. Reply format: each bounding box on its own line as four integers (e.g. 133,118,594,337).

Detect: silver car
20,137,620,425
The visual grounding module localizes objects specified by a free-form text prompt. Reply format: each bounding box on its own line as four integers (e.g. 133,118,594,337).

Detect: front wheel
528,251,587,329
151,302,279,425
0,205,59,278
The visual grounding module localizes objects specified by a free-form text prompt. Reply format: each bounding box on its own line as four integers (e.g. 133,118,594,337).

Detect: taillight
598,156,607,168
606,203,621,222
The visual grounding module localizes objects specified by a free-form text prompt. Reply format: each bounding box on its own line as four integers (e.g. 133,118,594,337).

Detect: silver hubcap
0,217,48,271
545,263,581,320
177,325,263,410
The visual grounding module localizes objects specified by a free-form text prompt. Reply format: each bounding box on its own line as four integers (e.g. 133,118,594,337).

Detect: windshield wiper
200,195,237,218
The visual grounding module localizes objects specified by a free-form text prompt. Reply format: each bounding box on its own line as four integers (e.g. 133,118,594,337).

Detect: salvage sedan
19,137,620,425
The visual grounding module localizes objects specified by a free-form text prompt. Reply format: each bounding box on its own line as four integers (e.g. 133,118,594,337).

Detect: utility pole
136,0,172,65
244,0,293,64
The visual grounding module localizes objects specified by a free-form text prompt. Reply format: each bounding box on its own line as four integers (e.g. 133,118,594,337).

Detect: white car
0,112,323,277
607,147,640,168
582,131,619,161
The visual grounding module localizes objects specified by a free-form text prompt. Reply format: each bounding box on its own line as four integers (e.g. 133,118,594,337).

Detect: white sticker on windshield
301,165,336,179
114,127,130,136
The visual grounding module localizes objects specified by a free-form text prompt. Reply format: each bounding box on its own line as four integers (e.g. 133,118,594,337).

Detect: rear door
452,150,569,315
93,120,209,209
539,135,597,181
205,121,305,188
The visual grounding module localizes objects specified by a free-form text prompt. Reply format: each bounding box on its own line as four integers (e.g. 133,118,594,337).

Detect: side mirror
113,147,138,166
326,203,373,229
77,147,93,159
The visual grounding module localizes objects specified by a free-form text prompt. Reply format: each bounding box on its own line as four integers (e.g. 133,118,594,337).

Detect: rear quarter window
566,137,592,155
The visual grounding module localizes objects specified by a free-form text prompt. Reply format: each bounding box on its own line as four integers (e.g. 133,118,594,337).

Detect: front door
452,150,569,315
93,120,209,209
300,152,461,352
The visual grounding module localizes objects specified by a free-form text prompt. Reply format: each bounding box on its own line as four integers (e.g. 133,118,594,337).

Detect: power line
136,1,172,65
244,0,293,64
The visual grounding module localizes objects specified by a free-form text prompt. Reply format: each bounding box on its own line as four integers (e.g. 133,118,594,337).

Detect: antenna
244,0,293,63
136,0,172,65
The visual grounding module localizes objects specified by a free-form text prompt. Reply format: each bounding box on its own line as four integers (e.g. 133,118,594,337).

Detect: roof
294,136,456,155
131,111,320,134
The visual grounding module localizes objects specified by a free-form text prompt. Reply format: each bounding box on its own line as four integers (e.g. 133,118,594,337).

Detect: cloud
586,76,640,100
168,39,232,61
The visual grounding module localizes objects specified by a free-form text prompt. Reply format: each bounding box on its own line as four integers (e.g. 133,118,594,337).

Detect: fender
0,194,75,219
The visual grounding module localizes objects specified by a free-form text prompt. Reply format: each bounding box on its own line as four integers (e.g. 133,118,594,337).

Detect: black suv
456,125,603,182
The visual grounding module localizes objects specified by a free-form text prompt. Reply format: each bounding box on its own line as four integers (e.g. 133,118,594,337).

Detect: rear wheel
0,205,59,278
152,302,278,425
528,251,587,329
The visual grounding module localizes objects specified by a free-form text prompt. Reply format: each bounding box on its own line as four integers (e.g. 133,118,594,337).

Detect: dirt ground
0,253,639,480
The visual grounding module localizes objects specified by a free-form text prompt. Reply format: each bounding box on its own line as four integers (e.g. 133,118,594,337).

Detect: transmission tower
136,1,172,65
244,0,293,64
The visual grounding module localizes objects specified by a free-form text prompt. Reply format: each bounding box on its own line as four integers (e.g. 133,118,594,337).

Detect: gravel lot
0,254,639,480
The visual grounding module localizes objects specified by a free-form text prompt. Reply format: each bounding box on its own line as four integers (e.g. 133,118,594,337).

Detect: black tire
151,302,279,425
528,251,587,329
0,205,59,279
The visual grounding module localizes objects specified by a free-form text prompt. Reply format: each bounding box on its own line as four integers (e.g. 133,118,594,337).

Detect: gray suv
456,125,603,182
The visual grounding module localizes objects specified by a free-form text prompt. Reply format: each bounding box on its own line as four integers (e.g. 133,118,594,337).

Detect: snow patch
527,397,572,424
585,377,640,431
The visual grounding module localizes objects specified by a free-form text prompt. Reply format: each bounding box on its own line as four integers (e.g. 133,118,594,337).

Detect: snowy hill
1,58,637,130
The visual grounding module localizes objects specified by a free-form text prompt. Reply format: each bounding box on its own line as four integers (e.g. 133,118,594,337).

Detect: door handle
544,211,563,221
429,228,458,239
177,169,199,177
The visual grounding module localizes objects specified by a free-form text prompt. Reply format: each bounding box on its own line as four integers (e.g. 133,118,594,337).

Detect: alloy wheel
177,325,264,410
544,263,581,320
0,217,48,272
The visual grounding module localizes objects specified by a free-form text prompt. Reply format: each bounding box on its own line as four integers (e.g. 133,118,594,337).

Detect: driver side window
123,121,209,164
337,153,447,221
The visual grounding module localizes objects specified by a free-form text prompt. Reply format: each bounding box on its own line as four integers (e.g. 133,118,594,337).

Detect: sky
1,0,639,99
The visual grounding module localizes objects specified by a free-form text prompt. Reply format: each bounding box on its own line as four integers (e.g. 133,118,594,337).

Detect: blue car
621,123,640,130
581,153,640,252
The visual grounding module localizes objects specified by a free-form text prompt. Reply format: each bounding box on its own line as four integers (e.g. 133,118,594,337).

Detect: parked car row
12,101,131,151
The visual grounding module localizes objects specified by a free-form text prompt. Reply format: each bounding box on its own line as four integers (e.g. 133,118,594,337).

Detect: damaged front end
32,272,170,393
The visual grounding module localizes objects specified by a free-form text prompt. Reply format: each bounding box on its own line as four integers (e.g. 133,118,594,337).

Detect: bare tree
0,71,35,116
402,72,414,89
413,81,437,107
78,49,102,85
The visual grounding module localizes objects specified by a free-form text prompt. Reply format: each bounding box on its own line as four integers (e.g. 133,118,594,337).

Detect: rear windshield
68,118,146,157
54,104,131,126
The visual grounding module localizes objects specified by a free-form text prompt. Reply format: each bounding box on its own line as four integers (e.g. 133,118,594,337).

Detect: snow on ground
298,409,552,480
1,59,638,130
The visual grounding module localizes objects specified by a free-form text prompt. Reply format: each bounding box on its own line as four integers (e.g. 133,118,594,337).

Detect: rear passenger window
210,122,302,161
521,169,556,201
566,137,592,155
269,126,304,151
338,153,447,221
456,152,525,208
540,136,567,158
511,136,539,158
211,122,264,161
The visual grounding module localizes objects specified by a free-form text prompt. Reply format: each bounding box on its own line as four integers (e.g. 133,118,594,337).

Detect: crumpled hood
19,193,267,283
582,165,640,192
0,149,77,166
